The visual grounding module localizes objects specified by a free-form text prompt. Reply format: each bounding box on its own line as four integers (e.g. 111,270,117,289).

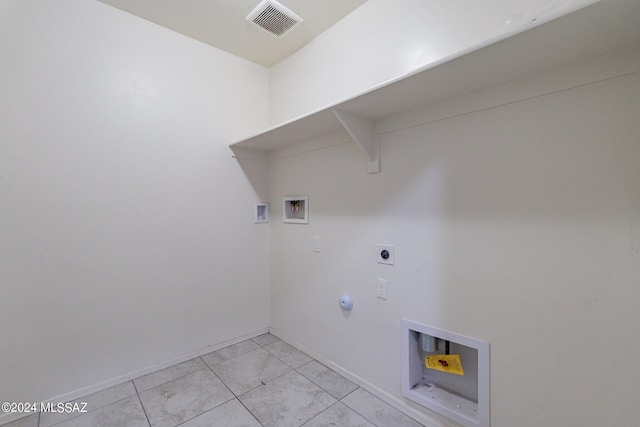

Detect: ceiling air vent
246,0,303,38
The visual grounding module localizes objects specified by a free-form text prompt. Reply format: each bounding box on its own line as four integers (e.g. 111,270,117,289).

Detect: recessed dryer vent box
402,320,490,427
255,203,269,223
283,196,308,224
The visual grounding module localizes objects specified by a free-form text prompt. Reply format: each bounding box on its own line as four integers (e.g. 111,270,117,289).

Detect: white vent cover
246,0,303,37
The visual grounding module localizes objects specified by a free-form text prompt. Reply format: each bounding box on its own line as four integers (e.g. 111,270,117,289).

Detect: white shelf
230,1,640,172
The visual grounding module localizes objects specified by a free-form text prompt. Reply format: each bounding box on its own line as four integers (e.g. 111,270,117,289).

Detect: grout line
136,364,239,427
235,397,264,427
340,387,360,401
204,342,293,399
295,360,361,402
301,401,338,426
170,396,237,427
134,359,210,393
261,341,314,371
234,366,294,399
339,389,382,427
295,367,336,399
132,391,152,427
204,364,240,401
204,347,268,370
38,385,138,427
45,394,144,427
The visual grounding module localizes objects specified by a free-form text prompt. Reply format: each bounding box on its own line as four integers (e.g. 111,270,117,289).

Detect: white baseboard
0,327,269,426
268,327,458,427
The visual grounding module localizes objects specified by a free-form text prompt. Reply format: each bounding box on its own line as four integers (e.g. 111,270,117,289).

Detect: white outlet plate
377,244,395,265
377,278,388,300
312,236,320,253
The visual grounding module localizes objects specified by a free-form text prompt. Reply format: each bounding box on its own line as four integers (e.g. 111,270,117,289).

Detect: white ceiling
98,0,369,67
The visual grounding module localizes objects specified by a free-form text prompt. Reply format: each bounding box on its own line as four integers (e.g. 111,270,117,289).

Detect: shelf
230,1,640,173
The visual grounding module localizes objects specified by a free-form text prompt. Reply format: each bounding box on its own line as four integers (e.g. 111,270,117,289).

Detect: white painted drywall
268,0,597,125
268,49,640,426
0,0,269,406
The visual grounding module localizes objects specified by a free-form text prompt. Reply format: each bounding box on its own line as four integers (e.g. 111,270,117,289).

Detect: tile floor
6,334,423,427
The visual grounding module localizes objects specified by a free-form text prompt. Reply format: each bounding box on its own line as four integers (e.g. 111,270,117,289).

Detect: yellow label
425,354,464,376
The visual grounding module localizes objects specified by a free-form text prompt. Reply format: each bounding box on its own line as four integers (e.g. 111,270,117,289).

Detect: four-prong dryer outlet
378,244,394,265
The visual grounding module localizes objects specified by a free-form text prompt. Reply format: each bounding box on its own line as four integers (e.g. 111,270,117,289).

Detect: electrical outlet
377,244,395,265
312,236,320,253
377,278,388,300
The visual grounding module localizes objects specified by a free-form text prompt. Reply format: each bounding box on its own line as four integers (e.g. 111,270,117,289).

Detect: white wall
268,48,640,426
0,0,269,408
268,0,597,124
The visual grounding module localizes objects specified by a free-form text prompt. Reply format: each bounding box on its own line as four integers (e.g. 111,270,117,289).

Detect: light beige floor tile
264,340,312,369
303,402,375,427
239,370,336,427
134,358,207,392
139,369,233,427
2,413,38,427
49,395,148,427
178,399,261,427
296,361,358,399
342,388,423,427
40,381,137,427
201,340,259,366
251,333,279,347
210,348,290,395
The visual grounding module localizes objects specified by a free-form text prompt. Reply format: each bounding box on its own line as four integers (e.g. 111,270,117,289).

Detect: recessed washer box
402,320,490,427
283,196,308,224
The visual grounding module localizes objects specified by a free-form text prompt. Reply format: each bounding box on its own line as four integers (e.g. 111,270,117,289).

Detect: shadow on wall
231,148,269,203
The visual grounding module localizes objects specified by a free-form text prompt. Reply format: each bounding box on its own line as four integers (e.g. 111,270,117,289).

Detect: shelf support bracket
229,146,268,160
332,108,379,173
